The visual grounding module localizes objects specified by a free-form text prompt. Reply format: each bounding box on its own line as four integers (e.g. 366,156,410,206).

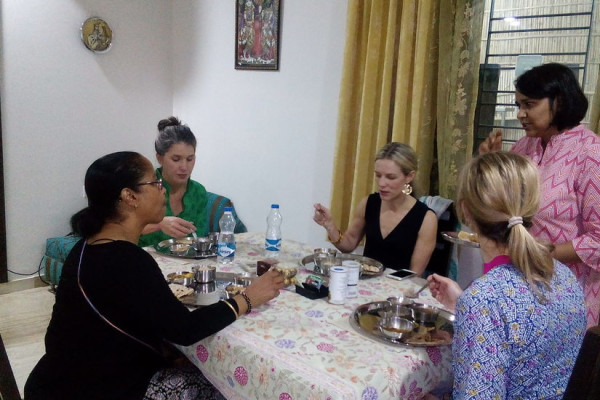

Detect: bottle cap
224,207,233,212
271,204,279,208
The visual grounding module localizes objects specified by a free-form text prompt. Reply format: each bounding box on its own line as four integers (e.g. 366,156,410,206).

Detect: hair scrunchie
507,216,523,229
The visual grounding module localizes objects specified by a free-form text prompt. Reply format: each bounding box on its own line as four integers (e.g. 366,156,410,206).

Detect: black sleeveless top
363,193,430,270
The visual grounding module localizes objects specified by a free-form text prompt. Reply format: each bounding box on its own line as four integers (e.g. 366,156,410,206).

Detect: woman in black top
313,143,437,274
25,152,284,399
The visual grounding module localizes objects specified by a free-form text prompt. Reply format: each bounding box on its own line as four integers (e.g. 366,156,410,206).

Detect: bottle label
218,242,236,258
265,238,281,252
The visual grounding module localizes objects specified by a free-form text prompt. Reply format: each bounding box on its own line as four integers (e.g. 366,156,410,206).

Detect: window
473,0,599,151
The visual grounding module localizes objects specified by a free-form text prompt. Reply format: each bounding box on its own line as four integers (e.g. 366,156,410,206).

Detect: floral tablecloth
146,232,453,400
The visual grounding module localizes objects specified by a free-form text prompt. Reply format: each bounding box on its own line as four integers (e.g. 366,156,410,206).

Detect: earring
402,183,412,195
134,204,138,209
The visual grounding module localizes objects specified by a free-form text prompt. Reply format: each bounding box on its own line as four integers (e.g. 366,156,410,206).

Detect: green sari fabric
138,168,209,247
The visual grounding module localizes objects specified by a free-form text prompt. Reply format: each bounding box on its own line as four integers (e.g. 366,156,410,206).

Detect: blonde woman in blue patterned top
427,152,586,400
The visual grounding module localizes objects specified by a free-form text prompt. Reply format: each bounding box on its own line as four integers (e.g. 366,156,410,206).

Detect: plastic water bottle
217,207,236,264
265,204,282,258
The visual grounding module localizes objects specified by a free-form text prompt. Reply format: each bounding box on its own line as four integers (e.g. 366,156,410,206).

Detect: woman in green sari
139,117,245,247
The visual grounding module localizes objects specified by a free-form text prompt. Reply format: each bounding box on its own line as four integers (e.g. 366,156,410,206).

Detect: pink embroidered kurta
512,125,600,327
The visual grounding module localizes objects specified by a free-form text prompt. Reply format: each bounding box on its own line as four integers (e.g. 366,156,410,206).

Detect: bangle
240,292,252,314
328,229,343,245
220,300,238,320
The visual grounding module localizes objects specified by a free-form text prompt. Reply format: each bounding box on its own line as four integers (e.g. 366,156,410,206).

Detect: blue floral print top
453,259,586,400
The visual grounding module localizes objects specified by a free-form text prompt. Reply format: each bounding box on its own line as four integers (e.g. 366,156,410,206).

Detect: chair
563,325,600,399
419,196,458,277
0,333,21,400
205,192,247,234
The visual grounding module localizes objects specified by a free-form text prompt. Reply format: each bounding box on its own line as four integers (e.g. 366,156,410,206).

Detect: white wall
1,0,173,279
172,0,347,248
1,0,347,280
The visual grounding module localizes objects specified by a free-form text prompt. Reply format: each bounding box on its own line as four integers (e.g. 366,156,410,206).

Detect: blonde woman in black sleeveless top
313,143,437,275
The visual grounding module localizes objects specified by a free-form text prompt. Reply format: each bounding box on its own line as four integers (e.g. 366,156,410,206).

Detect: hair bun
157,116,181,131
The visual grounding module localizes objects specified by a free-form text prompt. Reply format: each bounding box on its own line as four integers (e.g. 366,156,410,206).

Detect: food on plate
169,283,194,299
225,284,245,297
361,263,380,273
457,231,479,243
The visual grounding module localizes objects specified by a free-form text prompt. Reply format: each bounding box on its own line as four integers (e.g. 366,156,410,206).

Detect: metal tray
349,301,454,347
299,253,384,279
155,238,217,259
441,231,480,248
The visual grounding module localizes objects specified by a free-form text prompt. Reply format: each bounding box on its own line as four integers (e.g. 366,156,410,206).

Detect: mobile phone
386,269,416,281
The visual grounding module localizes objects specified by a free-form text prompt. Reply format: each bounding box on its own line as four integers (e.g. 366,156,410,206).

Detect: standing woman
480,63,600,327
25,152,284,399
428,152,586,399
139,117,245,247
313,142,437,274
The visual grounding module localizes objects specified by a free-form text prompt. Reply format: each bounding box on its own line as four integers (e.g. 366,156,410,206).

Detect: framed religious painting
235,0,281,70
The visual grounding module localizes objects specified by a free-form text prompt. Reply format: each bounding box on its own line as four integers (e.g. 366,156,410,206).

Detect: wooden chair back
563,325,600,399
0,333,21,400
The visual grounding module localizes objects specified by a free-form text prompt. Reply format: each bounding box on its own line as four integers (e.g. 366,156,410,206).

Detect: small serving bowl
170,243,191,256
193,265,216,283
313,248,338,275
384,296,413,318
377,316,417,340
410,304,440,324
224,284,245,299
234,272,257,287
194,237,212,254
167,271,195,286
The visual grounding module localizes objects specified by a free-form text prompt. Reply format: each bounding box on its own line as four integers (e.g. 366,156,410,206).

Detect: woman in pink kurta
481,63,600,327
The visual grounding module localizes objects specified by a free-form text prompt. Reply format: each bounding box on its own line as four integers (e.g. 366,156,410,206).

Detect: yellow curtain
330,0,483,231
437,0,484,198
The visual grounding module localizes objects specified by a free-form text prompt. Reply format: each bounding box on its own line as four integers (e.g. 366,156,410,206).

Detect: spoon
404,281,430,299
191,230,198,250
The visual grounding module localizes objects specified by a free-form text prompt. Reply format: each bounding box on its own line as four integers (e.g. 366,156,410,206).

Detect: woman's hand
159,216,196,238
478,129,503,155
238,269,285,312
313,203,334,229
427,274,463,313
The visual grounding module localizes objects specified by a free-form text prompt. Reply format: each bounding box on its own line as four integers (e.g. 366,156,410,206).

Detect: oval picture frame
81,17,113,53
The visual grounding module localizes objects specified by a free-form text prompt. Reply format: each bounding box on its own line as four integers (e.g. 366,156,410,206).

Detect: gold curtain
330,0,483,231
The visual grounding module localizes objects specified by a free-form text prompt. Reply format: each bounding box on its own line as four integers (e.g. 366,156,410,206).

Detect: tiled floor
0,280,55,397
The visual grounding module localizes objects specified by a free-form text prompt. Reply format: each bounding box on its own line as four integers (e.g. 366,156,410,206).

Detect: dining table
145,232,453,400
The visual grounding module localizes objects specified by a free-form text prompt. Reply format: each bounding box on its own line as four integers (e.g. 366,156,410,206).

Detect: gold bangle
220,300,238,320
328,229,343,245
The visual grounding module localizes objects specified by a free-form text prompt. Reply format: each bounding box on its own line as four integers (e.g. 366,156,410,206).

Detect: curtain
330,0,484,231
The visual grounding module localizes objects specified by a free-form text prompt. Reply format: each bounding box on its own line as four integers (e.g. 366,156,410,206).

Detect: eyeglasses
135,179,163,190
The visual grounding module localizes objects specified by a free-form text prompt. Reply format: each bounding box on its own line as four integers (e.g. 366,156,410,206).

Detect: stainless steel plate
349,301,454,347
299,253,384,279
441,231,480,248
156,238,217,259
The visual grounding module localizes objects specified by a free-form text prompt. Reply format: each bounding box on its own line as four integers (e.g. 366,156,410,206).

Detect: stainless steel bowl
384,296,413,318
194,237,212,254
196,281,216,294
410,304,440,324
225,284,245,299
377,316,416,340
234,272,257,287
167,271,195,286
170,244,191,256
193,265,216,283
313,248,338,275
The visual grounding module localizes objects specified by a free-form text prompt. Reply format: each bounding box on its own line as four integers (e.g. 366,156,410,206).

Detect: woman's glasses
136,179,163,190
